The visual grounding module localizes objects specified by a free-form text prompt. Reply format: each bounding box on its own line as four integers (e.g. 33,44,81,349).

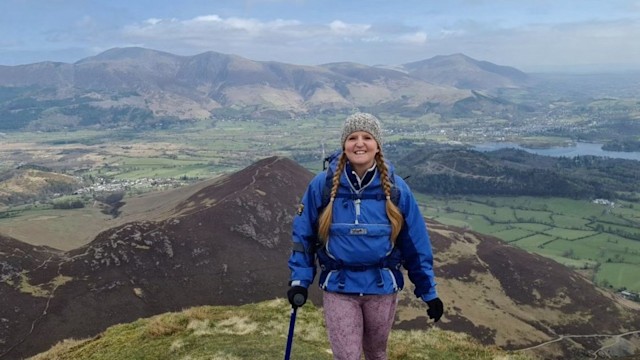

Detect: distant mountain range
1,156,638,359
0,47,531,130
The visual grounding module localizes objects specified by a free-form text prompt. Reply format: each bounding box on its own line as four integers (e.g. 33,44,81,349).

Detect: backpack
319,150,401,211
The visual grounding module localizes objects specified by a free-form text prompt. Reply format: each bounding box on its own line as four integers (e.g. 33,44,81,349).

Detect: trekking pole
284,293,306,360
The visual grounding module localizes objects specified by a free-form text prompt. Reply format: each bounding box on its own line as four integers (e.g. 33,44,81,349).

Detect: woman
287,112,443,360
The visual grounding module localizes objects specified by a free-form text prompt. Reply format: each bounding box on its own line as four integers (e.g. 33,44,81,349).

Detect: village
72,176,190,197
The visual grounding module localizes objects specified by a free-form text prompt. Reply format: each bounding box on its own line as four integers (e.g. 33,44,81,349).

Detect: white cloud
119,14,436,63
398,31,428,44
144,18,162,26
328,20,370,35
191,15,222,23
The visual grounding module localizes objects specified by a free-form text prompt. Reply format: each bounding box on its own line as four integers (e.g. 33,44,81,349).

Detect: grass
597,263,640,290
421,195,640,293
6,273,73,298
0,205,114,251
28,299,534,360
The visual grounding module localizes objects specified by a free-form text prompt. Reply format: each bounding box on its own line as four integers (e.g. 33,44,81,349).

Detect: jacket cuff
289,280,310,288
420,288,438,302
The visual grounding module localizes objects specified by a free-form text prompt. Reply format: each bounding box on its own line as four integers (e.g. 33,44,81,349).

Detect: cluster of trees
592,223,640,241
397,147,640,201
409,170,612,199
602,139,640,152
94,191,126,217
52,199,85,209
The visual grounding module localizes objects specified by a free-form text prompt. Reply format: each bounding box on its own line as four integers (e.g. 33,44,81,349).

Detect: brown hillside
0,156,638,360
0,169,81,206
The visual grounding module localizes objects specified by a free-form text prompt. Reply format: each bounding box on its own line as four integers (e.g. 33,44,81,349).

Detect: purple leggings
323,291,398,360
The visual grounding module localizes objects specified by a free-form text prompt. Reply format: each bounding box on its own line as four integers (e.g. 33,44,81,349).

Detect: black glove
287,286,308,308
426,297,444,322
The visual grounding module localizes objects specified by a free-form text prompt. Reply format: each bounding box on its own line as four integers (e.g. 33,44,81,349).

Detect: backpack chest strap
334,193,388,201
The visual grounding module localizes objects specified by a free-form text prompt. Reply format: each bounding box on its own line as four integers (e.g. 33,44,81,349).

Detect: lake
473,142,640,161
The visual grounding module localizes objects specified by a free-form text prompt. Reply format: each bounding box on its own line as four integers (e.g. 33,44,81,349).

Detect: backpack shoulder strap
383,169,401,206
320,149,342,210
389,182,400,206
320,169,332,210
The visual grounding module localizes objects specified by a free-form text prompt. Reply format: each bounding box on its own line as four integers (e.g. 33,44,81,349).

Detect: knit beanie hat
340,112,383,148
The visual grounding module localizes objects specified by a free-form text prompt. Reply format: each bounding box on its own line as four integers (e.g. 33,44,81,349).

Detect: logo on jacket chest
350,228,368,235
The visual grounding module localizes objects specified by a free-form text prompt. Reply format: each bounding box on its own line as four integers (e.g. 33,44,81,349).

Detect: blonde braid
318,153,347,243
376,152,404,244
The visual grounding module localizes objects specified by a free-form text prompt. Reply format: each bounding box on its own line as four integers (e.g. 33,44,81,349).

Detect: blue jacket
288,159,438,302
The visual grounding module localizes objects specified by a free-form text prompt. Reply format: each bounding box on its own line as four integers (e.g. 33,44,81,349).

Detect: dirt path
592,331,640,359
516,330,640,358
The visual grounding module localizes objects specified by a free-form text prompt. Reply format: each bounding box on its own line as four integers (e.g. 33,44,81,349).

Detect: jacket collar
325,149,396,190
345,161,377,191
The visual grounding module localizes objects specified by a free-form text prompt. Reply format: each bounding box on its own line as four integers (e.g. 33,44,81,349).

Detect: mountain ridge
0,47,529,129
402,53,529,89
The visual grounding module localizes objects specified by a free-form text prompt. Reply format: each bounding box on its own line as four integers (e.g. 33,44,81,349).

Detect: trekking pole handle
293,293,305,307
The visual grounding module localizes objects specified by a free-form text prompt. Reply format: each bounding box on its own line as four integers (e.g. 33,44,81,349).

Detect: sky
1,0,640,73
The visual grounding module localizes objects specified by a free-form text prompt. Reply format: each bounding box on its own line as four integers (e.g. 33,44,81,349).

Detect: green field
418,195,640,293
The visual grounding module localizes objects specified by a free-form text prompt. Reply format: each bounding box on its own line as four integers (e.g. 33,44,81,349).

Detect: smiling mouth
354,151,366,154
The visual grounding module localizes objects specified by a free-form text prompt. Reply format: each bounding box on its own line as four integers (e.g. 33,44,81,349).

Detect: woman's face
344,131,379,175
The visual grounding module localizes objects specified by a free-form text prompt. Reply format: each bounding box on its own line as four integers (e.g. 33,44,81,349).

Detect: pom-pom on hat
340,112,383,148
